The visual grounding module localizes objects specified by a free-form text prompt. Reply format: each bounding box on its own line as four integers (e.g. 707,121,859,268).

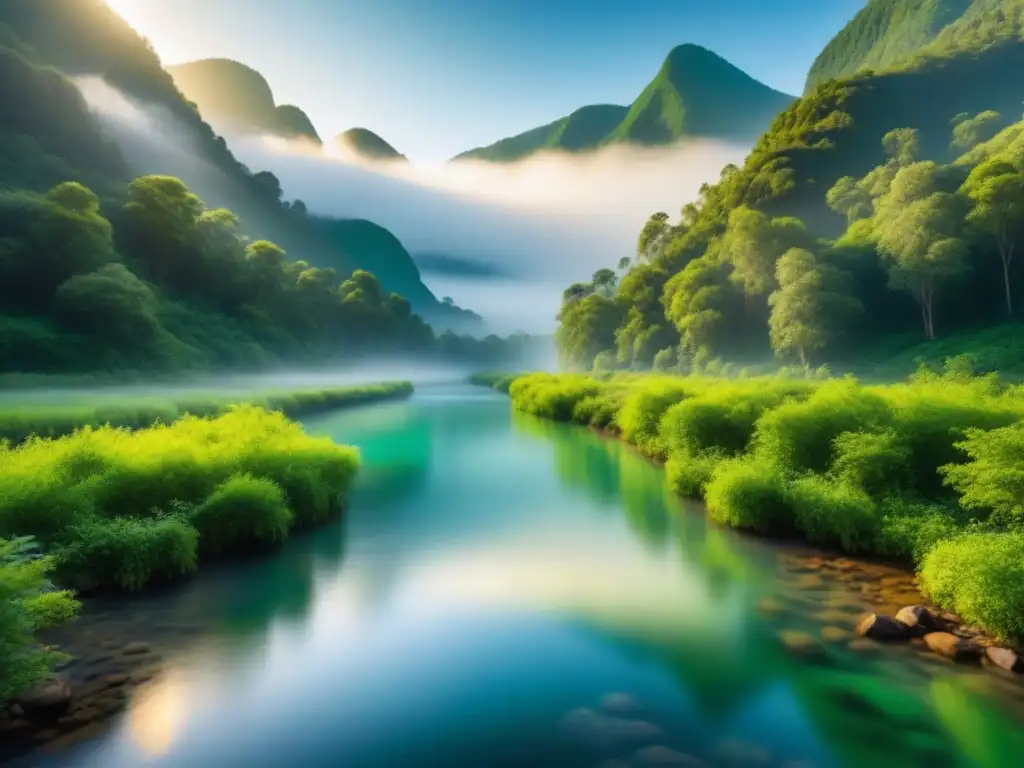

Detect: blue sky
108,0,865,164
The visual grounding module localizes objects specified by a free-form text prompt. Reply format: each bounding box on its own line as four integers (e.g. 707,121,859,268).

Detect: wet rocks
559,707,661,752
121,642,152,656
778,630,826,660
894,605,941,637
985,647,1024,673
631,745,705,766
821,626,851,643
15,676,72,721
600,693,644,718
855,613,910,641
922,632,982,663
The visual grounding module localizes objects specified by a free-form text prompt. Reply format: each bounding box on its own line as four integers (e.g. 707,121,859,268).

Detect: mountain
167,58,322,144
804,0,1014,93
453,104,628,163
453,45,793,163
334,128,406,161
0,0,483,375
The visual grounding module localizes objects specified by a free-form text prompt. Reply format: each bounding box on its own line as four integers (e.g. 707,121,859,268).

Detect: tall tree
962,159,1024,316
874,172,968,339
768,248,861,367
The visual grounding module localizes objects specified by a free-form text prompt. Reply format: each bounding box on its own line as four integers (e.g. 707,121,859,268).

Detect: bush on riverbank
508,371,1024,639
0,381,413,444
1,537,80,704
0,406,360,592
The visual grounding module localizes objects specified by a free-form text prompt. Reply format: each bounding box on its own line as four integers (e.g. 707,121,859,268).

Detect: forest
0,0,536,377
555,3,1024,376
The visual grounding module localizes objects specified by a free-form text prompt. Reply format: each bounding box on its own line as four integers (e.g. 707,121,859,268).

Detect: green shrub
942,422,1024,529
705,459,793,534
191,474,293,555
753,380,891,473
57,516,199,592
874,498,968,563
0,538,80,704
829,429,912,498
615,381,694,458
0,406,360,591
788,475,878,553
661,382,810,459
920,532,1024,640
665,453,720,498
509,373,604,421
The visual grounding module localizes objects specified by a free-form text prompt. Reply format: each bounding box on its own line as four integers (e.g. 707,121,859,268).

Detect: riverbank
491,371,1024,654
0,380,414,443
0,399,370,737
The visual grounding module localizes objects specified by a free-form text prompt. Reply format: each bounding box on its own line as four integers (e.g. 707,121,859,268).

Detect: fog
236,135,747,332
78,77,747,334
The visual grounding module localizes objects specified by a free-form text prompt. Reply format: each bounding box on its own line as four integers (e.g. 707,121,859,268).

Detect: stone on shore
15,676,72,721
894,605,940,636
923,632,982,663
855,613,910,641
984,646,1023,673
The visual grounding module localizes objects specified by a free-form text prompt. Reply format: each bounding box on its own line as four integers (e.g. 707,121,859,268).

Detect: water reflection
33,388,1024,768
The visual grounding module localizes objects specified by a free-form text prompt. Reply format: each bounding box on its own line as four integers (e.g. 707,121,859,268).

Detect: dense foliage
0,406,360,593
555,21,1024,374
0,536,79,704
453,45,792,162
0,0,479,334
0,381,413,443
507,371,1024,639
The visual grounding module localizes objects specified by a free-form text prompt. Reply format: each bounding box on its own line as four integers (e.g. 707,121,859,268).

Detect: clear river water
25,385,1024,768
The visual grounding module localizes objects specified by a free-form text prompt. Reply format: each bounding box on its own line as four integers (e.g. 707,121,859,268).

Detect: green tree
121,175,204,286
767,248,861,367
555,293,622,370
663,257,732,356
591,268,618,296
951,111,1004,153
719,206,812,298
53,263,161,349
962,159,1024,316
637,212,670,262
874,169,968,339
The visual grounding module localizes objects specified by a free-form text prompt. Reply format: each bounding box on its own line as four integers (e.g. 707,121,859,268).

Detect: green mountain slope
0,0,482,374
167,58,321,144
335,128,406,161
608,44,794,145
453,45,792,163
453,104,628,163
806,0,975,93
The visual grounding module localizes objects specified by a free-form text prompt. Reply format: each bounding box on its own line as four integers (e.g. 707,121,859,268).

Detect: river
24,385,1024,767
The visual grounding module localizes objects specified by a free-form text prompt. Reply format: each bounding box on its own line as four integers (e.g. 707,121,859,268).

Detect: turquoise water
35,385,1024,767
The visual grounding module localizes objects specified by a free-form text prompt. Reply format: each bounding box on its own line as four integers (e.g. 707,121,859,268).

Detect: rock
712,740,772,766
8,704,24,719
923,632,982,663
599,693,644,717
121,642,152,656
855,613,910,641
103,673,130,687
794,573,823,589
985,647,1023,673
821,626,852,643
848,638,881,654
16,676,72,721
894,605,940,636
756,597,785,615
559,708,661,751
632,745,706,766
779,630,826,659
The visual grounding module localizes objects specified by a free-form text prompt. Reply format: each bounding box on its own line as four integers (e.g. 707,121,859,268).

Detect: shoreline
508,391,1024,672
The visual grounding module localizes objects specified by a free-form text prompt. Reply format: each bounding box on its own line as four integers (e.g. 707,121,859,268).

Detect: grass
0,405,361,593
0,381,413,443
507,370,1024,640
